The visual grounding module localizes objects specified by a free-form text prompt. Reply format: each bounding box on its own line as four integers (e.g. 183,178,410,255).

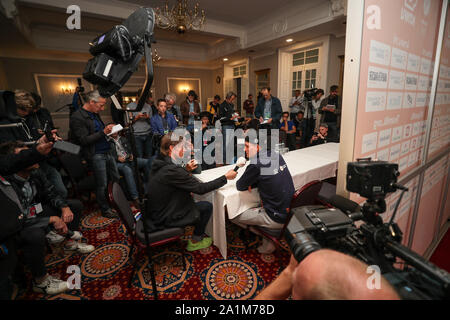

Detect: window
291,47,319,95
233,65,247,77
255,69,270,94
292,71,302,97
292,48,319,66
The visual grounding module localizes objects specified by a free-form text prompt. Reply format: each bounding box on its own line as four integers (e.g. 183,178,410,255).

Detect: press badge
29,203,43,217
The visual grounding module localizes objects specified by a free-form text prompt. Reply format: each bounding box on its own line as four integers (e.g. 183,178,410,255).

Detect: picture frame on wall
33,74,94,114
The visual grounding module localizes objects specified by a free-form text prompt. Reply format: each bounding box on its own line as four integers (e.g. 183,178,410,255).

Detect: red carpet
429,228,450,273
17,203,290,300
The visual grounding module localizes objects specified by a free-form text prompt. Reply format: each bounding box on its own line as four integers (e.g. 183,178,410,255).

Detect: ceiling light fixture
155,0,206,34
286,38,294,43
223,58,229,62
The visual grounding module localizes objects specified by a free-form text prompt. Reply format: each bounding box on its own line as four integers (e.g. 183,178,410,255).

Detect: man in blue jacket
150,99,178,136
254,87,283,130
232,134,295,254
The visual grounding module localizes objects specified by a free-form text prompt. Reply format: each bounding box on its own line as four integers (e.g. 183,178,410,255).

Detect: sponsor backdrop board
348,0,448,252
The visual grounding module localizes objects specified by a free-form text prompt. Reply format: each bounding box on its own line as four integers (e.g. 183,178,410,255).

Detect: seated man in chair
231,134,295,254
145,133,237,251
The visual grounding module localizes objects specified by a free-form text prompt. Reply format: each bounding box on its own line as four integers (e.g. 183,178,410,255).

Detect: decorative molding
272,18,288,35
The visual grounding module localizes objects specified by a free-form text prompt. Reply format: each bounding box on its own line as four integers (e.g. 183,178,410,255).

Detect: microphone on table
234,157,247,172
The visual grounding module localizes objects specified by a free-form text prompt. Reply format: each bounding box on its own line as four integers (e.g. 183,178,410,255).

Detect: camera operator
255,250,400,300
145,132,237,252
69,90,120,218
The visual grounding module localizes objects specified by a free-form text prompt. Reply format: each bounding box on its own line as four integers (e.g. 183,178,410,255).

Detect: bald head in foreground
255,249,400,300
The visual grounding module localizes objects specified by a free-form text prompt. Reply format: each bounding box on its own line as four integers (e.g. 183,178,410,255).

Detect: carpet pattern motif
17,205,290,300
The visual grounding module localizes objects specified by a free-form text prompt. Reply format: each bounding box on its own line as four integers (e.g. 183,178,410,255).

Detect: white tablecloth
194,143,340,258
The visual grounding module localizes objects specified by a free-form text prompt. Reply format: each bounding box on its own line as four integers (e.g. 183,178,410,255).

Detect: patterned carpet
17,203,290,300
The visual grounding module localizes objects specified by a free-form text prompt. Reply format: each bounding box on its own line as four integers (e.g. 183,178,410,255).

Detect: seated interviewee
146,133,237,251
255,250,400,300
231,134,295,254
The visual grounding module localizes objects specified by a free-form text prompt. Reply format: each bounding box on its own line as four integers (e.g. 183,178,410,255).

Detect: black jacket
236,152,295,224
319,95,342,125
145,155,227,231
69,107,108,160
26,108,54,140
218,100,235,127
254,96,283,129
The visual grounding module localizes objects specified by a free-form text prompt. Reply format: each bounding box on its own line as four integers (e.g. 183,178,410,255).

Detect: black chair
59,152,95,199
108,182,186,300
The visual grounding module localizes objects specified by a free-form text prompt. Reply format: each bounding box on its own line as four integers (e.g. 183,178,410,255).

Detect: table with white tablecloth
193,143,340,258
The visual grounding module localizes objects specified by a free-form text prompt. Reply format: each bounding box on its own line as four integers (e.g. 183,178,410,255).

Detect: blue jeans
91,153,120,213
135,134,153,159
117,158,152,200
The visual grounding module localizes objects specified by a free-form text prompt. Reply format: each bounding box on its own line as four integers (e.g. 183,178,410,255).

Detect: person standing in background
180,90,201,130
243,94,255,119
254,87,282,130
164,93,183,125
207,95,221,125
127,91,153,159
289,90,303,121
319,85,341,141
69,90,119,218
311,89,324,132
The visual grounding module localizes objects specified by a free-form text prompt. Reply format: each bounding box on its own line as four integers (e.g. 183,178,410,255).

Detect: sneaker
257,238,276,254
187,237,213,252
46,230,65,244
69,231,83,241
103,209,118,219
33,275,68,295
65,240,95,254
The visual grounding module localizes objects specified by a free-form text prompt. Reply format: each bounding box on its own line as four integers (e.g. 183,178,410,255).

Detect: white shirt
311,98,323,119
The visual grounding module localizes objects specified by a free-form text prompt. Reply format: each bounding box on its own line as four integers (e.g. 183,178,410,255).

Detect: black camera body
284,159,450,299
347,160,399,199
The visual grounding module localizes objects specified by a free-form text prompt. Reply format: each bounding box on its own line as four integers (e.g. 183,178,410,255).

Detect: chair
252,180,323,252
59,152,95,199
108,182,185,300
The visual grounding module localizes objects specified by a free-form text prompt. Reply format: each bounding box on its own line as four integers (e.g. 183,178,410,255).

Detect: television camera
285,158,450,299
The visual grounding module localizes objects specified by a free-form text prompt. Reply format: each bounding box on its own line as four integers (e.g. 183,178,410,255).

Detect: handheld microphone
234,157,247,172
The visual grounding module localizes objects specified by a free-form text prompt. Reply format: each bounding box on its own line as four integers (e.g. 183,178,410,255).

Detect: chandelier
154,0,206,34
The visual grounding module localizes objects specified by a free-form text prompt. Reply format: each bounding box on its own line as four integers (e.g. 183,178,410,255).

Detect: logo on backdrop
66,5,81,30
